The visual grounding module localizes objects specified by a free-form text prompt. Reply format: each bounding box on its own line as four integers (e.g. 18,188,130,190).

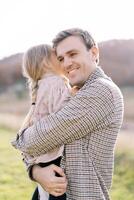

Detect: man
14,28,124,200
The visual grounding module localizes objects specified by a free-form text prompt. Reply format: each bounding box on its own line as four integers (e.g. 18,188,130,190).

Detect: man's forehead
56,36,84,56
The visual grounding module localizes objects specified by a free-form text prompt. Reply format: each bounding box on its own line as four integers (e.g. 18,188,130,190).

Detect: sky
0,0,134,59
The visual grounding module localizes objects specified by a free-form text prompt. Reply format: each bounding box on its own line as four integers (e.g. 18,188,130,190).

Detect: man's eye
58,58,64,62
70,53,76,57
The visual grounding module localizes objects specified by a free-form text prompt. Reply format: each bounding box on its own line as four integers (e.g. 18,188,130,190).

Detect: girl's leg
39,157,66,200
31,187,39,200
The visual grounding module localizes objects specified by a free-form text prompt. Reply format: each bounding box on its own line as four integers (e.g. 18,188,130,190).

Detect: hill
99,39,134,86
0,53,23,86
0,39,134,87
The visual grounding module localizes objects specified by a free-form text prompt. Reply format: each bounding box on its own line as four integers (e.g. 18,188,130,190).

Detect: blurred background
0,0,134,200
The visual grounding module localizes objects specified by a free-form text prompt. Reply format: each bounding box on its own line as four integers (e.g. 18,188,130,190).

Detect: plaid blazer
13,67,124,200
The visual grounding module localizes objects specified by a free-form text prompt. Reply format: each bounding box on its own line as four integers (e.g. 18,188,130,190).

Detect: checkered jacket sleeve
14,76,123,157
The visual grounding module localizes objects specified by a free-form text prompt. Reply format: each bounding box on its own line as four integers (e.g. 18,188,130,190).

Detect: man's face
56,36,98,87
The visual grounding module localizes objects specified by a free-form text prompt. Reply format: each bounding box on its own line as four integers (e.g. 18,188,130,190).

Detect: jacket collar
84,66,111,86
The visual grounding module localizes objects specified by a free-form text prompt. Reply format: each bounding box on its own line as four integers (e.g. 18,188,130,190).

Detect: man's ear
91,46,99,64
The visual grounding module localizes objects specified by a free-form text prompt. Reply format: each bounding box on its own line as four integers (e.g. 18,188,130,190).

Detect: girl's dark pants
31,157,66,200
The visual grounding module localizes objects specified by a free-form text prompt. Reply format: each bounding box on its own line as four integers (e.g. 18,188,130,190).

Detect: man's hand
32,164,67,196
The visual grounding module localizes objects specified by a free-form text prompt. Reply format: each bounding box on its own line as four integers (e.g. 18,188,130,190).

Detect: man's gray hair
52,28,97,50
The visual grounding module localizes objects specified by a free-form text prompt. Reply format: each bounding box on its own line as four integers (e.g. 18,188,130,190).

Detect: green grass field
111,135,134,200
0,127,35,200
0,127,134,200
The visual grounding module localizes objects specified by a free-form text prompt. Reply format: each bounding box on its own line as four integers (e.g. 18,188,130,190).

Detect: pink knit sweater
27,73,71,165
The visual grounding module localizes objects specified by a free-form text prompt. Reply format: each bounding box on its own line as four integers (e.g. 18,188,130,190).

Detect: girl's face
50,51,60,67
49,51,63,74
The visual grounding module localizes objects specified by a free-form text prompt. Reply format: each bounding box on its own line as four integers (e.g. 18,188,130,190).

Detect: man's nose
63,57,72,69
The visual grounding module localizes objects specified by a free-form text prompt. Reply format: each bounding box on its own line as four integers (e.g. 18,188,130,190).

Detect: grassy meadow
0,87,134,200
0,128,35,200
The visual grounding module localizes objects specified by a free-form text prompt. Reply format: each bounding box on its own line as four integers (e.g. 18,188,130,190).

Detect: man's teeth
69,69,77,73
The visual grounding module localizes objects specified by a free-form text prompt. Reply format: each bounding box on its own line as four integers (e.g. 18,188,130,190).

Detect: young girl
12,44,73,200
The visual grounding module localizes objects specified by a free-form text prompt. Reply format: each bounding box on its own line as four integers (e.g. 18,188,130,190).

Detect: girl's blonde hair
19,44,60,132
